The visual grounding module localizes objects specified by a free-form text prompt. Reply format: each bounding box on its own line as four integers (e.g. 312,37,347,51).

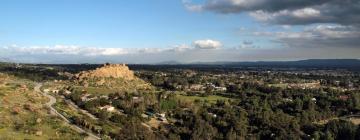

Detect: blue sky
0,0,263,48
0,0,359,63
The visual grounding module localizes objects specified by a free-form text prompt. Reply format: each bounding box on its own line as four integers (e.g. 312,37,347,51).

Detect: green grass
75,77,154,94
268,83,288,88
0,75,84,140
176,94,232,104
74,86,119,95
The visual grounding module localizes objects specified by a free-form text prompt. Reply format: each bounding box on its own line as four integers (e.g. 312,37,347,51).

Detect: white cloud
171,44,192,52
238,41,259,49
4,45,129,56
292,8,320,18
254,25,360,48
193,39,222,49
0,42,359,64
190,0,360,26
183,0,203,12
250,7,322,24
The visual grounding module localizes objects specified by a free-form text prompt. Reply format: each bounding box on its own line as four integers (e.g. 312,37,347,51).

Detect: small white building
215,87,227,91
81,94,91,101
64,90,72,95
156,113,167,121
52,90,60,94
99,105,115,112
43,89,50,93
208,113,217,118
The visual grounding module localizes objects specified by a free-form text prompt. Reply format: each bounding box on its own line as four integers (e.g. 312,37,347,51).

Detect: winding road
34,83,101,140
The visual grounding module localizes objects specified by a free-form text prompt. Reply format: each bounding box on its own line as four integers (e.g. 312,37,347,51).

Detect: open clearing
175,94,233,104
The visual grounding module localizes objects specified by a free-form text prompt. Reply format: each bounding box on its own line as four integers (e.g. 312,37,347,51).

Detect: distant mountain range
157,59,360,69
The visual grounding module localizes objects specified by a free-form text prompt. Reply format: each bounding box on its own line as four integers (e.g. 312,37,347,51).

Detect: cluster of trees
152,87,360,140
10,64,357,140
63,88,160,138
0,65,65,81
113,68,360,140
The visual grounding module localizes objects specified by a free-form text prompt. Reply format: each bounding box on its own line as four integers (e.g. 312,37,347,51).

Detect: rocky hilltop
75,63,135,81
73,63,151,90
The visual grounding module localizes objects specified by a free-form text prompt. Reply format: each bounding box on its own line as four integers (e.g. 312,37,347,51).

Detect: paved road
34,83,101,140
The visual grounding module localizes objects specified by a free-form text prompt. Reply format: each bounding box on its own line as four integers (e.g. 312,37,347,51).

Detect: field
71,77,154,95
73,86,119,95
267,83,288,88
175,94,233,104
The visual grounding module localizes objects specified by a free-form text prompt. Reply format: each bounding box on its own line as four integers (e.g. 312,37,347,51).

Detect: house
155,113,167,121
81,94,98,102
141,113,149,118
215,86,227,91
100,95,109,100
208,113,217,118
43,89,50,93
63,90,71,95
189,84,204,91
283,98,293,102
132,96,143,103
99,105,115,112
339,95,349,101
52,90,60,94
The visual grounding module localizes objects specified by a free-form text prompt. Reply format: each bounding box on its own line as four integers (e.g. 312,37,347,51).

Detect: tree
325,120,356,140
97,110,110,121
294,98,303,112
115,118,155,140
325,131,334,140
191,119,218,140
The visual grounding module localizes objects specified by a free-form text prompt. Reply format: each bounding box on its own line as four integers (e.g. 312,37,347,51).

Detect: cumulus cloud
183,0,203,12
193,39,222,49
171,44,192,52
0,41,222,63
186,0,360,26
201,0,328,13
238,41,259,49
249,7,323,25
255,25,360,48
186,0,360,51
0,43,358,63
3,45,129,56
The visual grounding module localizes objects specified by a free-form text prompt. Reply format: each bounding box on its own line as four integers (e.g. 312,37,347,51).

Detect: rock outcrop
73,63,150,89
75,63,135,81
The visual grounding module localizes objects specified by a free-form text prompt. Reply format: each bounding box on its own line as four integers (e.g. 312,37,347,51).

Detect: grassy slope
0,73,84,140
175,94,232,104
75,77,154,95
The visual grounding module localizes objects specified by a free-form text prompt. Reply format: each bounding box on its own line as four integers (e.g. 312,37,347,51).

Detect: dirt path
34,83,101,140
315,114,360,125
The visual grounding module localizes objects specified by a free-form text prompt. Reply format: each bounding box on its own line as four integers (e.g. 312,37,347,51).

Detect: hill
74,63,135,81
0,73,84,139
73,63,152,92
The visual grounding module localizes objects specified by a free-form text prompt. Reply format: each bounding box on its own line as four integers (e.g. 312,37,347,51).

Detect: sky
0,0,359,64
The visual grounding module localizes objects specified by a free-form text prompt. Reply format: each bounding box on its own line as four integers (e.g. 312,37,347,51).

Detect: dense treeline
0,65,66,81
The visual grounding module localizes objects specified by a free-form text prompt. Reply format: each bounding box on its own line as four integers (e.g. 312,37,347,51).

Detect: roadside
34,83,101,140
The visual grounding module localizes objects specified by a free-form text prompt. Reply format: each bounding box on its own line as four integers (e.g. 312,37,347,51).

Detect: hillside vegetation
0,73,84,140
